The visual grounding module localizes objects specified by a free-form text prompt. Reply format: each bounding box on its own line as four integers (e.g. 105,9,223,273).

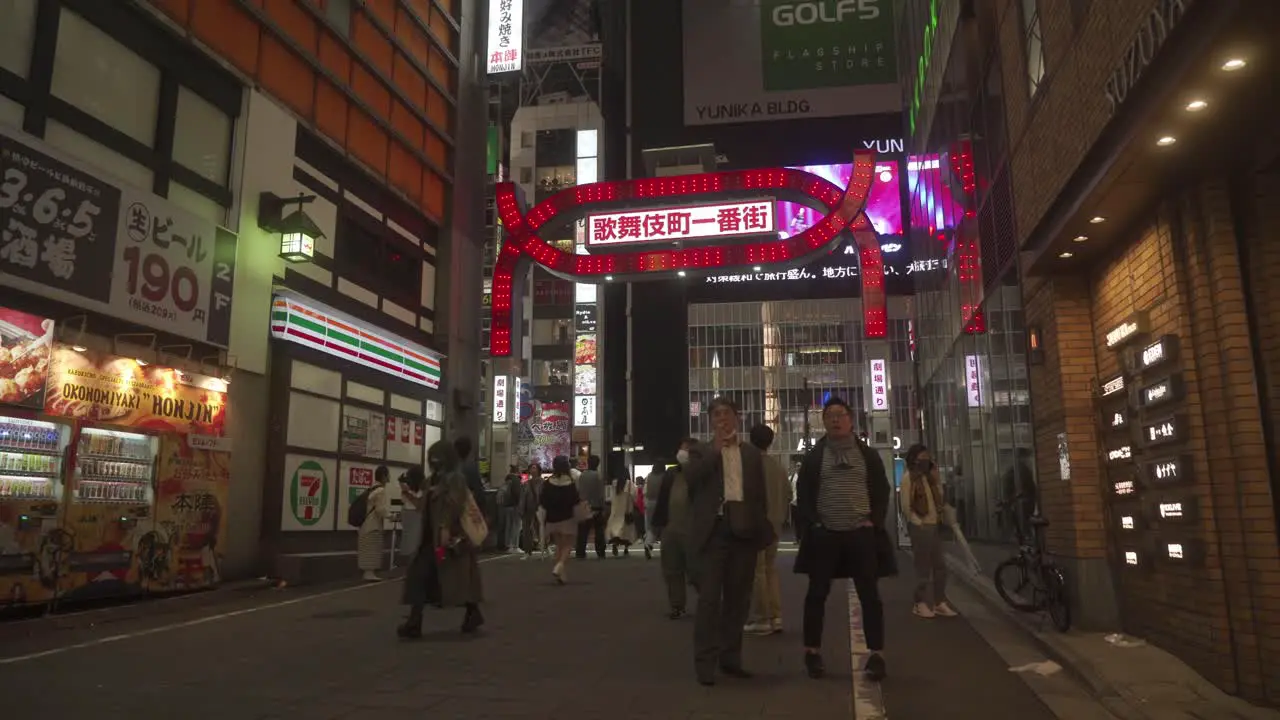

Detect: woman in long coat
606,475,637,556
397,441,485,639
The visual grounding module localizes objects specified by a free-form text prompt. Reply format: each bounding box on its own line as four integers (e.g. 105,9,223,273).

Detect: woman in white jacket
605,475,637,556
358,466,392,581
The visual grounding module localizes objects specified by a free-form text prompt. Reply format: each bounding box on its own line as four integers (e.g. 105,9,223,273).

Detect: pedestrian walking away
397,442,485,639
575,455,607,559
794,396,891,682
686,397,776,687
745,425,791,635
541,455,583,584
606,474,637,556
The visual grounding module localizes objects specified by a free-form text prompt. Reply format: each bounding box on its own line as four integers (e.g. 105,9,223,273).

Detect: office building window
1,0,37,79
173,86,233,185
1020,0,1046,97
535,129,576,166
52,9,161,146
325,0,352,36
44,120,152,189
0,95,22,128
336,212,423,312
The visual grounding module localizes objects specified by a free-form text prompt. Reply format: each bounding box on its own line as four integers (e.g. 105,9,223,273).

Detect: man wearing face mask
652,439,698,619
686,399,775,686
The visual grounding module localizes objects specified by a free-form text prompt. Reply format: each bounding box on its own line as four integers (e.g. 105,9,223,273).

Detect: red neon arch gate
490,151,888,357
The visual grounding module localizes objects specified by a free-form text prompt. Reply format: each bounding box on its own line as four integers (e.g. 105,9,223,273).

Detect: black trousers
802,527,884,652
576,509,606,558
693,521,758,678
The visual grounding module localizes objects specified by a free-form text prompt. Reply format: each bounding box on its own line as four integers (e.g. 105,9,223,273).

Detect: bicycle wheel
993,557,1038,612
1041,564,1072,632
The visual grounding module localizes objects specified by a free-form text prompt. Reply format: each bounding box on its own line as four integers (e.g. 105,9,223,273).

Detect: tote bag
460,490,490,546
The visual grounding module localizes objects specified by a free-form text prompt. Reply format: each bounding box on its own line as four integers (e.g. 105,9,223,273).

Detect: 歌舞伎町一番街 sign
270,297,443,389
0,125,237,347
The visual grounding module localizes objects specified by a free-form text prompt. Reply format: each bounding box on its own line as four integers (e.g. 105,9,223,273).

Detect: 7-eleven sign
289,459,331,527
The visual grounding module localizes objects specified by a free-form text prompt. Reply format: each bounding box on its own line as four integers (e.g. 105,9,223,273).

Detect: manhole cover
310,609,375,620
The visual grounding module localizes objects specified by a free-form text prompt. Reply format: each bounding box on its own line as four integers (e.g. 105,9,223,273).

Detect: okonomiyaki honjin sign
270,295,444,389
0,125,238,347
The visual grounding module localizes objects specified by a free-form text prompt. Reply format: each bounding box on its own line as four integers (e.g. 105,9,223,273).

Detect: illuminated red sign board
586,200,776,247
489,152,881,357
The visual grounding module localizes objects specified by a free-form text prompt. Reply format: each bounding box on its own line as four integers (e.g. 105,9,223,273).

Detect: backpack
347,487,374,527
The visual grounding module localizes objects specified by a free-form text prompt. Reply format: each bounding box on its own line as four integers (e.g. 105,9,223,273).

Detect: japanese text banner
0,125,237,347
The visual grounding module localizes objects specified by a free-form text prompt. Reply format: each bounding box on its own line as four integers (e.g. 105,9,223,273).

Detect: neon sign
908,0,940,135
586,200,775,247
490,153,882,357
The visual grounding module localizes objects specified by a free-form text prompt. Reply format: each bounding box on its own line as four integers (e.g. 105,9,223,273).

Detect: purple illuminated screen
780,162,903,238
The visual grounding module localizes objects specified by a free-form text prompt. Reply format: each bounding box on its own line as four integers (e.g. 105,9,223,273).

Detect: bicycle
992,499,1071,632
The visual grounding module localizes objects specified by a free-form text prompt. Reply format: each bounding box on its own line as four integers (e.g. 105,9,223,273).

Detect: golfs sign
683,0,900,126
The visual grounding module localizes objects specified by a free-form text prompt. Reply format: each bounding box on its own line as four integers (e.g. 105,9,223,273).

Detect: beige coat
761,454,792,532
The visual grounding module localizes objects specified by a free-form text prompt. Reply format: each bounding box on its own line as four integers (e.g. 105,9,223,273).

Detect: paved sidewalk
941,541,1280,720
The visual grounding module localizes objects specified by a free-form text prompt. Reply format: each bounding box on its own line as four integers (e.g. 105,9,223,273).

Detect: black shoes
804,652,825,679
396,622,423,640
644,546,653,560
864,653,887,681
461,604,485,634
719,664,753,679
668,607,686,620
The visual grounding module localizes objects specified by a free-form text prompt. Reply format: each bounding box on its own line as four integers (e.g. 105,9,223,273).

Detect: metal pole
802,377,811,449
623,0,635,469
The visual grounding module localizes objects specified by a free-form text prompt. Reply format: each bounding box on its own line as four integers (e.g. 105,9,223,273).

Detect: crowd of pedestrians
350,395,966,686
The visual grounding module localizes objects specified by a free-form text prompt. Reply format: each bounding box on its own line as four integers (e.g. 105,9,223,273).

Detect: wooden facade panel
263,0,318,53
151,0,189,24
428,7,457,55
392,53,427,114
145,0,451,226
189,0,262,76
314,79,349,145
422,169,445,220
350,64,392,118
347,107,389,177
388,143,424,202
259,34,316,117
352,11,393,77
428,46,453,95
317,33,351,81
390,101,425,152
425,131,447,171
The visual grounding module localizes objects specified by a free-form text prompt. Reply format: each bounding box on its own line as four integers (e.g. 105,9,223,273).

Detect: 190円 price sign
0,135,119,301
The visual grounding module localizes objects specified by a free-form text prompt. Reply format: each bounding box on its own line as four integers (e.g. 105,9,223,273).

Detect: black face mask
915,460,932,475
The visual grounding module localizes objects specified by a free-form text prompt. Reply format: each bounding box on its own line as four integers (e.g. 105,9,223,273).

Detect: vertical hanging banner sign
487,0,524,73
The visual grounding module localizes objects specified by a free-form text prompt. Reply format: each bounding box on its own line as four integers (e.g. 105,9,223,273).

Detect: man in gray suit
685,397,776,686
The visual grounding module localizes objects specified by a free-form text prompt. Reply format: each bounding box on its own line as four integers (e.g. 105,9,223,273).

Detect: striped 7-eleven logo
289,460,330,527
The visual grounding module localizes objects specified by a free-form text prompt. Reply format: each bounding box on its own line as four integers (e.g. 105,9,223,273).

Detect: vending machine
58,426,158,602
0,415,72,608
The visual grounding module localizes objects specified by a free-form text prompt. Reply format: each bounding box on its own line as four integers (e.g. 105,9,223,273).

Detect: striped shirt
817,440,871,530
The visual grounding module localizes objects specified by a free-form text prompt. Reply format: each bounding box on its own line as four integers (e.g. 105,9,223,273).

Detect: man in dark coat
685,397,776,686
793,397,890,681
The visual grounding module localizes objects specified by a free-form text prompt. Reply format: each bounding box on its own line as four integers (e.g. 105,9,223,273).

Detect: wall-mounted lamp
259,192,324,263
1027,326,1044,365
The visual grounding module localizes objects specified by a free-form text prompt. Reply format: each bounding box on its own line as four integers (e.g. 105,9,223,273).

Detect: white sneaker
770,618,784,633
913,602,936,618
362,572,381,582
934,602,958,617
744,622,772,635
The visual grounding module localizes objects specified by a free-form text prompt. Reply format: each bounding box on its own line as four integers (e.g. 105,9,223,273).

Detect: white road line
847,579,887,719
0,554,512,666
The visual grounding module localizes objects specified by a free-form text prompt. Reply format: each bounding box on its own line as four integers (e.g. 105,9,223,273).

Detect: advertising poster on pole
143,434,230,592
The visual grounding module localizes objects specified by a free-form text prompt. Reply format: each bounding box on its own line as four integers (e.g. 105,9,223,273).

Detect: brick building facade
901,0,1280,702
